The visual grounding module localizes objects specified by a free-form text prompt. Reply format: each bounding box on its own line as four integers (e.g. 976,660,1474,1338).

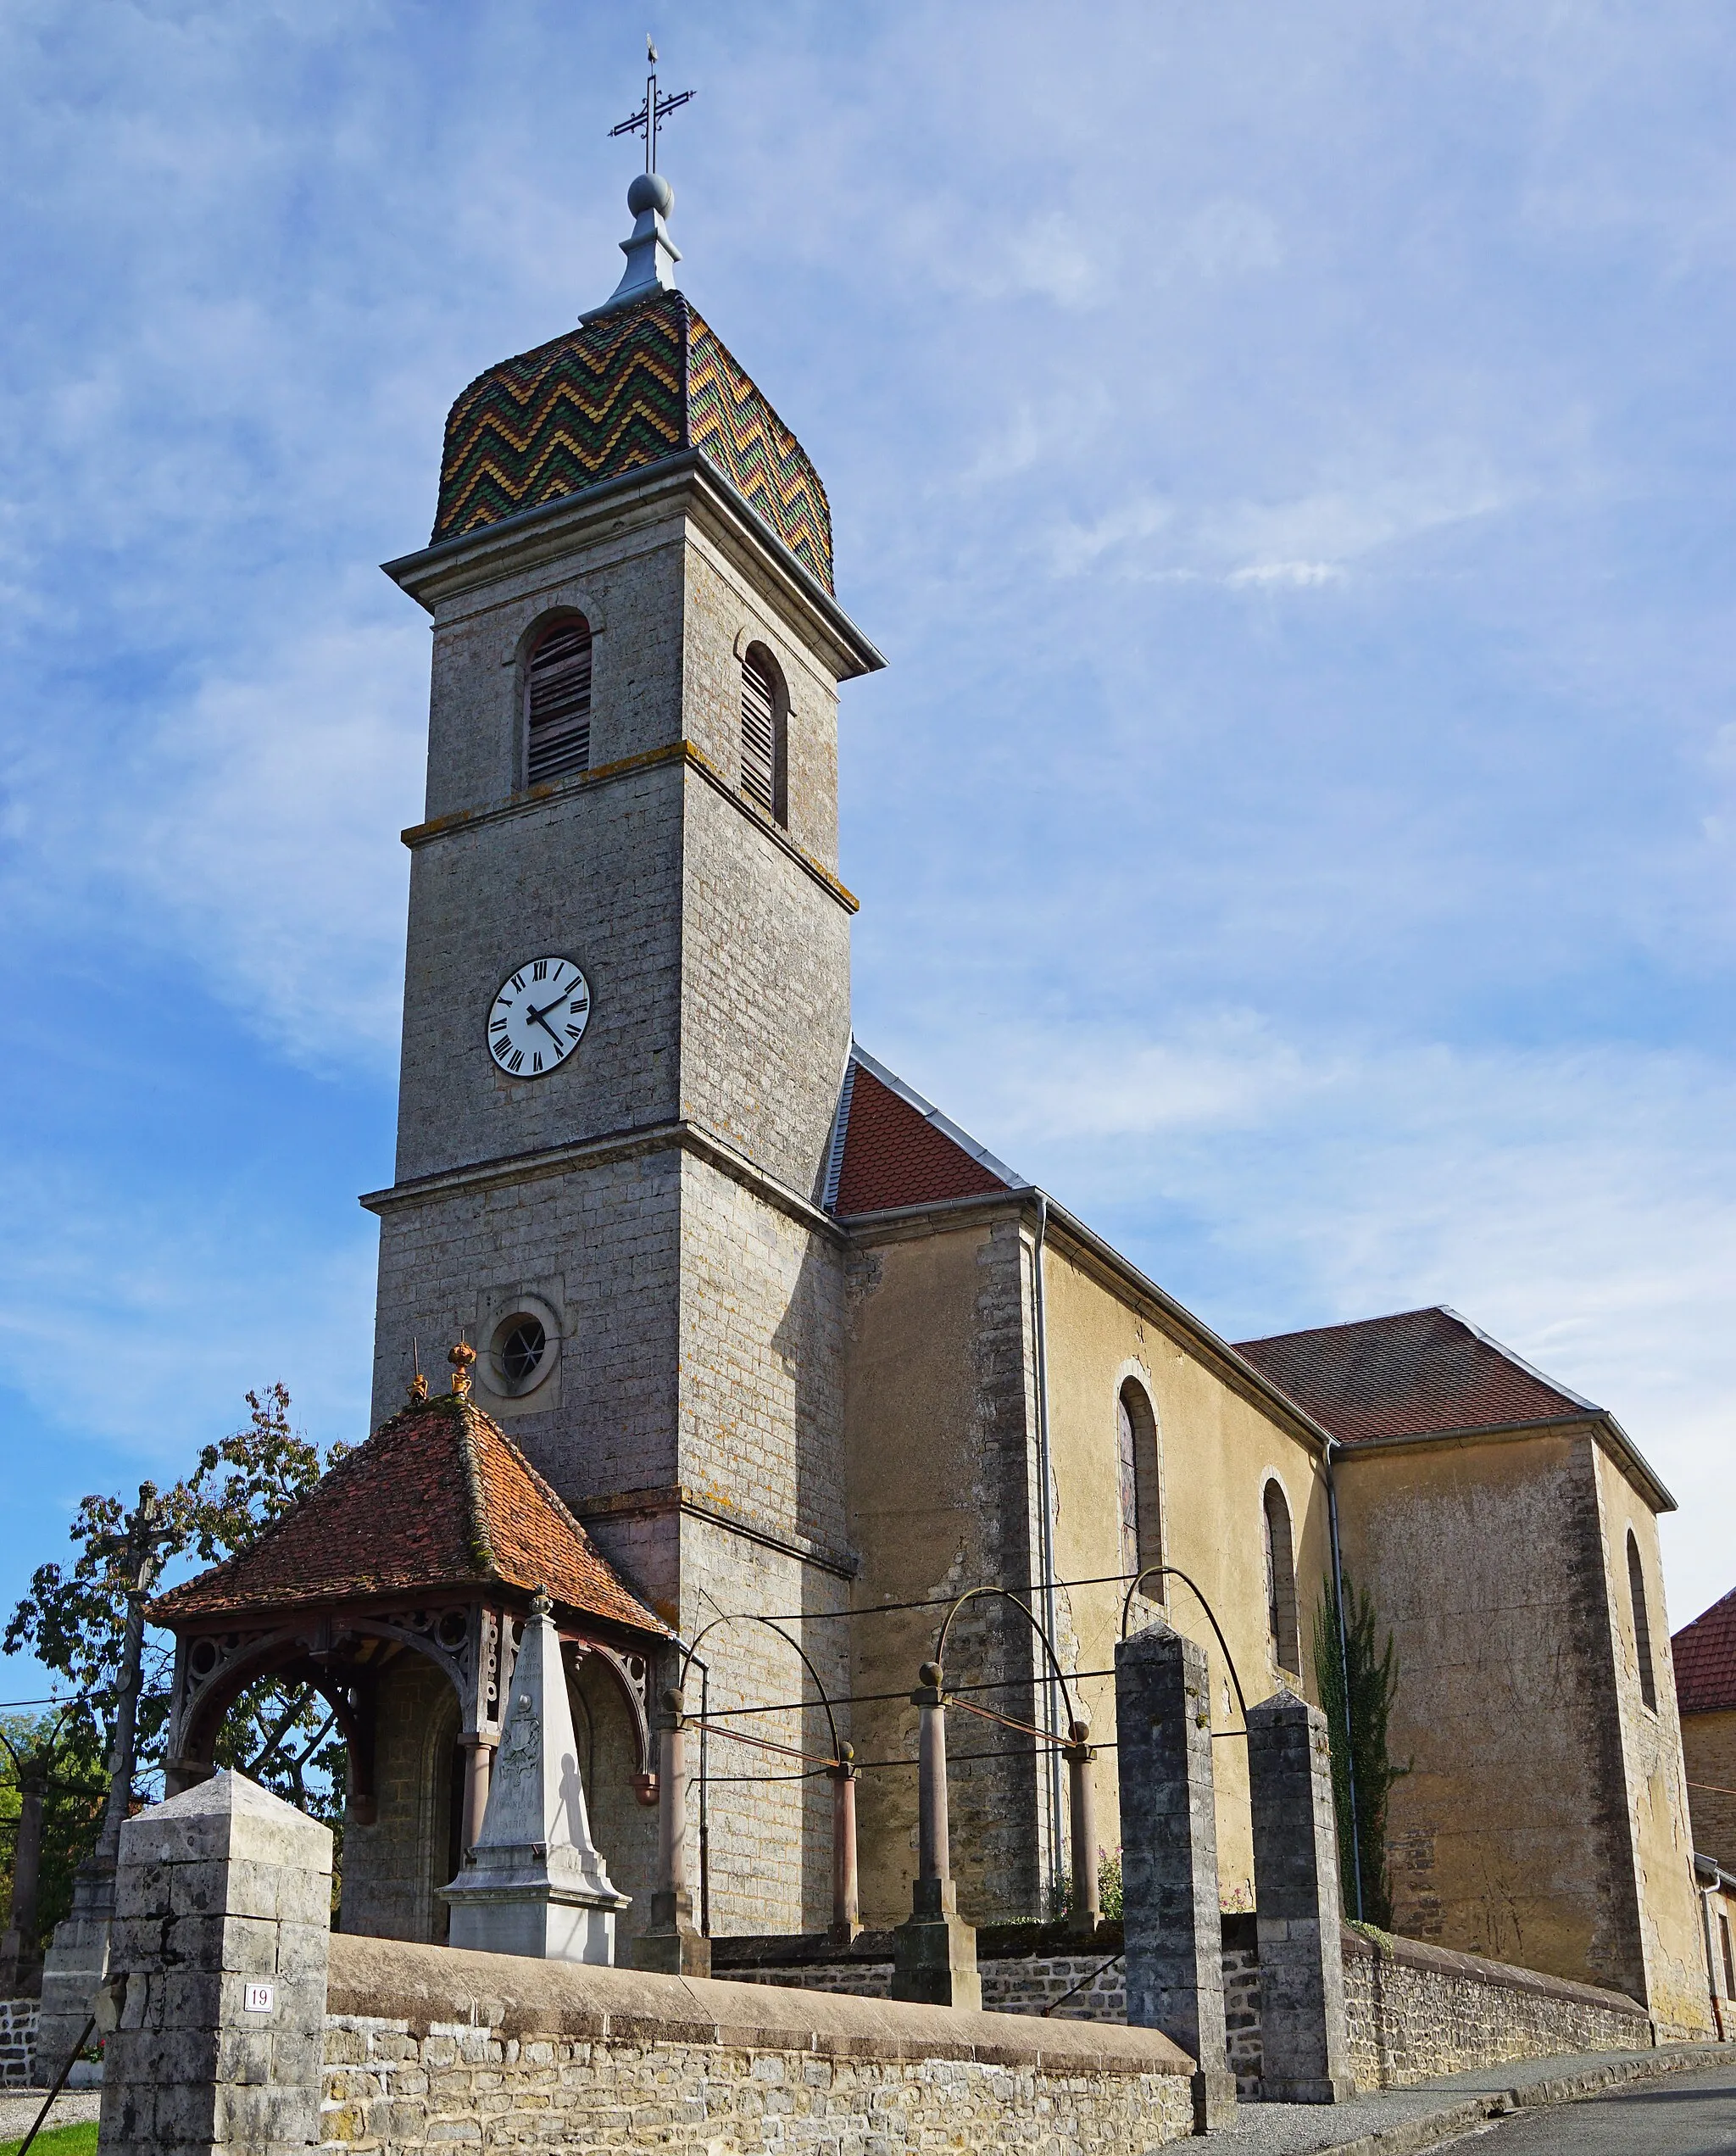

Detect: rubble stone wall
0,1998,37,2087
320,1934,1195,2155
1339,1926,1651,2089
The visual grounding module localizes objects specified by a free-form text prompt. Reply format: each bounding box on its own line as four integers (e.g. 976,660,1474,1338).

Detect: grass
0,2120,98,2156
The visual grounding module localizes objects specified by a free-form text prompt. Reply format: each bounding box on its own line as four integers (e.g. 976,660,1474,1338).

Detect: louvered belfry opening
740,644,783,822
525,616,593,785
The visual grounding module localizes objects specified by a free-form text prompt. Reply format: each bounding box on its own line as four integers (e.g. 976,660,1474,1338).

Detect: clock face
487,955,591,1078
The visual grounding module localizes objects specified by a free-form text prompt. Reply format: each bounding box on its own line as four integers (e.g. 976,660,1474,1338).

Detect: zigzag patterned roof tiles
434,289,833,592
1673,1585,1736,1715
150,1391,666,1639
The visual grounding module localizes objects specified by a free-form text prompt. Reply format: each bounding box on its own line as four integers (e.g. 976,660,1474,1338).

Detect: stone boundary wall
1220,1920,1260,2096
0,1998,37,2087
320,1933,1197,2155
708,1919,1660,2098
710,1926,1133,2021
1340,1925,1651,2089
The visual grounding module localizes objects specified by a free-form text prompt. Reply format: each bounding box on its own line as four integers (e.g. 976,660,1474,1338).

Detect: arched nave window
1116,1379,1163,1592
1627,1529,1658,1713
1263,1479,1300,1677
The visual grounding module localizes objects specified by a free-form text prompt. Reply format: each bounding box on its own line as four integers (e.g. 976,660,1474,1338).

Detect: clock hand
522,969,579,1039
527,1004,566,1050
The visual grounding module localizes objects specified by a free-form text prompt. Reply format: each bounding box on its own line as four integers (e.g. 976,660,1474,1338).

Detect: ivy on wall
1314,1574,1410,1929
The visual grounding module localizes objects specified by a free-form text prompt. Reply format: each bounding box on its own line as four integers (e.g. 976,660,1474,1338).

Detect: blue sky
1,1,1732,1702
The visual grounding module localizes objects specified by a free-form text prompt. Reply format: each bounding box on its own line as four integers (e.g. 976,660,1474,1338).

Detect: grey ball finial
627,170,674,220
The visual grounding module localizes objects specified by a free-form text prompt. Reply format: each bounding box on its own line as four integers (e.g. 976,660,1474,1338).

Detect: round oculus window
489,1312,550,1396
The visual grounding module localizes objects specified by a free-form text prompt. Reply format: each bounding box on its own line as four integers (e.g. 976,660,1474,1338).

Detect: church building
151,151,1716,2042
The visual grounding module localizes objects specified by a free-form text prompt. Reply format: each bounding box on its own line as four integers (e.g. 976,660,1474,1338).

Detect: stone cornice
360,1114,847,1248
382,450,885,682
573,1484,860,1583
398,738,860,916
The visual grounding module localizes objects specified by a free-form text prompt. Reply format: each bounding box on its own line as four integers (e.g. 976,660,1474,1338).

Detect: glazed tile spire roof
432,287,834,593
1673,1585,1736,1715
150,1390,665,1638
824,1044,1025,1217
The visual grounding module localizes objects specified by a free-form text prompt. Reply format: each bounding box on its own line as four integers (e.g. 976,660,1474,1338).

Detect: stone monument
442,1591,629,1962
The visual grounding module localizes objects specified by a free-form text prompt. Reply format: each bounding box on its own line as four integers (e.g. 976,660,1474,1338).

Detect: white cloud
1226,560,1343,589
884,1017,1736,1627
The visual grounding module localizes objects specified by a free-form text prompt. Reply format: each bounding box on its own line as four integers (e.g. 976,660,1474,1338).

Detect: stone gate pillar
98,1773,331,2156
1115,1618,1237,2132
1246,1686,1355,2103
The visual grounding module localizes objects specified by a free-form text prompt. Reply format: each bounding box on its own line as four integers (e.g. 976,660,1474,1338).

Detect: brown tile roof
827,1048,1021,1217
1674,1586,1736,1716
151,1392,665,1638
1233,1305,1600,1446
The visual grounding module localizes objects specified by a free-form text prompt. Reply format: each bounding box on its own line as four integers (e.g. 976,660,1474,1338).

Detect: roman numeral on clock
489,958,588,1078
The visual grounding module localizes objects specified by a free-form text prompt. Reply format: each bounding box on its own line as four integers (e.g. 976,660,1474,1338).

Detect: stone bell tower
362,161,882,1928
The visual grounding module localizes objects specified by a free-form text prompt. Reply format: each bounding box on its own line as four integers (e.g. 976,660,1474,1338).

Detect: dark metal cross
608,35,694,175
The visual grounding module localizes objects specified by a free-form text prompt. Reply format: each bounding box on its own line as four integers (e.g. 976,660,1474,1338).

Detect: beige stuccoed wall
841,1201,1333,1926
1037,1235,1333,1912
1683,1709,1736,1875
1591,1446,1713,2036
1332,1424,1711,2032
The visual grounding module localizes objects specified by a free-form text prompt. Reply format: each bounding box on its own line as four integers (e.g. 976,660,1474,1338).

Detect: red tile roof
828,1050,1019,1217
1674,1586,1736,1716
1233,1306,1599,1446
151,1392,665,1638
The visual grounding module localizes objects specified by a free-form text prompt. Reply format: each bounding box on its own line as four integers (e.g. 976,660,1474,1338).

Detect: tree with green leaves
1313,1572,1410,1929
3,1384,353,1930
0,1711,108,1972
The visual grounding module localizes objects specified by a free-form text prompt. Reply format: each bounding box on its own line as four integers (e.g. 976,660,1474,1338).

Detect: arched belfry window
1117,1379,1163,1591
740,643,787,825
1627,1530,1658,1712
1263,1479,1300,1676
524,616,592,786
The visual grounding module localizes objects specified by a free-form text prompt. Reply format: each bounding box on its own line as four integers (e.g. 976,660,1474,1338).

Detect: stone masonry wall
1221,1921,1261,2096
843,1211,1053,1931
320,1934,1195,2155
715,1940,1131,2021
710,1918,1661,2098
0,1997,37,2086
322,2017,1194,2156
1339,1926,1650,2090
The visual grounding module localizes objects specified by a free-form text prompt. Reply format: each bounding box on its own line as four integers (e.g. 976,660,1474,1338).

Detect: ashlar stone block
1246,1686,1355,2103
1115,1618,1237,2131
98,1771,333,2156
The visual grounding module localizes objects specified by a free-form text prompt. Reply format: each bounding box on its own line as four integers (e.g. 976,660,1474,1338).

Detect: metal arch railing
933,1584,1082,1736
1120,1563,1251,1729
678,1611,843,1765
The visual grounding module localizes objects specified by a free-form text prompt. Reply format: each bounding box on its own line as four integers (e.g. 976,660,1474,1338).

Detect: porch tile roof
151,1391,665,1638
1673,1585,1736,1716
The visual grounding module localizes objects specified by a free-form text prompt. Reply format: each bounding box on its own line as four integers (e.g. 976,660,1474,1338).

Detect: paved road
1467,2057,1736,2153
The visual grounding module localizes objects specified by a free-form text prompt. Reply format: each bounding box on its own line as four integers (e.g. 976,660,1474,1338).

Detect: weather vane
608,34,694,175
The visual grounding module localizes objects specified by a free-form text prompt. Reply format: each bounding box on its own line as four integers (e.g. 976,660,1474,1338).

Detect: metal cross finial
608,36,694,174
